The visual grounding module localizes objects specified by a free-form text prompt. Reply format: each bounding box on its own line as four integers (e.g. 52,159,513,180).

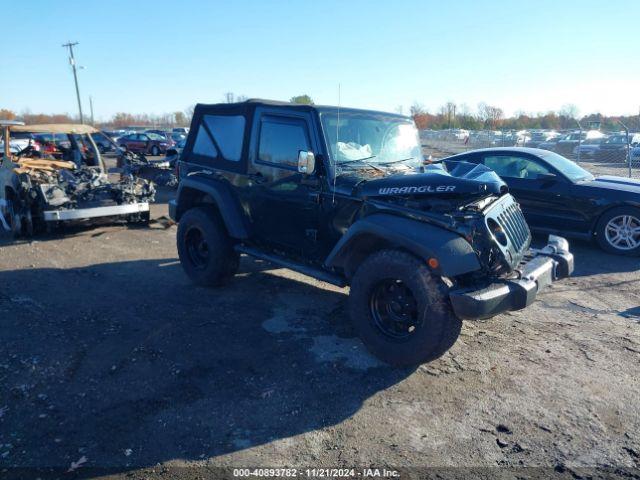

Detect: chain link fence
420,128,640,178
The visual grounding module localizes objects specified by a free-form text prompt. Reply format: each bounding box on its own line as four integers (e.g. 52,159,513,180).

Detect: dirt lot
1,186,639,478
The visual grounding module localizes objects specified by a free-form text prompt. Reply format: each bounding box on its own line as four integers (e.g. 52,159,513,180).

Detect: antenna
332,83,340,204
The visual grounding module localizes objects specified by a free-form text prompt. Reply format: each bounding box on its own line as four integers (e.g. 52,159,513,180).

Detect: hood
358,161,507,199
583,175,640,195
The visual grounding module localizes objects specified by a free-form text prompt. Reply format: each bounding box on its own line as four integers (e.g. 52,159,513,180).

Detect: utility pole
62,41,84,124
89,96,95,125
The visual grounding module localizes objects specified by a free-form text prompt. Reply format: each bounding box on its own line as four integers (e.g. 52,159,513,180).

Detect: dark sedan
117,132,170,156
594,134,632,163
443,147,640,255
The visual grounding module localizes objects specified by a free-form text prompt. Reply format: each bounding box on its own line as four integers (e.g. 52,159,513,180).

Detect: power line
62,41,84,124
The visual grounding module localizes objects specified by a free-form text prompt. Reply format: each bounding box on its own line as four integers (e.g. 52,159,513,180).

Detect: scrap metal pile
15,158,155,210
121,151,178,188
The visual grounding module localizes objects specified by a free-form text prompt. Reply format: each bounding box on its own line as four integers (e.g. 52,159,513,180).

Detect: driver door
480,153,588,233
246,111,323,259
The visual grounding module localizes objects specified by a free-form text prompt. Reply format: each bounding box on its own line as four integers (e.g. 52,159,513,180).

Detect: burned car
0,122,154,237
169,100,574,366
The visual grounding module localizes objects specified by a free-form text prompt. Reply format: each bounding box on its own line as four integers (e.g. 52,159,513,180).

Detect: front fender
175,176,250,239
324,213,481,278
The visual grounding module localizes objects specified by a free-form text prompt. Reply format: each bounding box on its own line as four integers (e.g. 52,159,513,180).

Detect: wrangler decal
378,185,457,195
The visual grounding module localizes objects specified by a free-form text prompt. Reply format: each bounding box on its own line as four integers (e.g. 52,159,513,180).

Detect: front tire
348,249,461,366
177,207,240,286
596,206,640,255
151,145,160,156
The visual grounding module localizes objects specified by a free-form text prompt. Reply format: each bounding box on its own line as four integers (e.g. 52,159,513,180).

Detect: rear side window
258,116,310,168
192,114,245,161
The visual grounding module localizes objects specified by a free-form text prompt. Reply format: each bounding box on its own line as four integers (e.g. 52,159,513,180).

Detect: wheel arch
591,201,640,236
324,214,481,279
175,177,250,239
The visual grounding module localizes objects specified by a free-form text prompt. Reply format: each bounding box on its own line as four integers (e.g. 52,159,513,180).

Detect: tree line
410,102,640,132
2,94,638,131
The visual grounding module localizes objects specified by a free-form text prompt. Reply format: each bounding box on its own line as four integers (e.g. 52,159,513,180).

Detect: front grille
484,195,532,271
496,202,530,253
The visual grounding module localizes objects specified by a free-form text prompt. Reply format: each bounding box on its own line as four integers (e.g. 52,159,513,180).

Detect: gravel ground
0,186,639,479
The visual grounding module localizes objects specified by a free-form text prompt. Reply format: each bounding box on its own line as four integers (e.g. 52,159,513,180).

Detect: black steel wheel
349,249,461,366
184,225,209,270
370,279,420,340
177,207,240,286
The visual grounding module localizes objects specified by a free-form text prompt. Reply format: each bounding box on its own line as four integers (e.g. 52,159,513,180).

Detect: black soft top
184,99,411,173
191,98,410,120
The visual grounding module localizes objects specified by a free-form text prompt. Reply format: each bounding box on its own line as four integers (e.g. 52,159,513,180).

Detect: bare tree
410,102,426,116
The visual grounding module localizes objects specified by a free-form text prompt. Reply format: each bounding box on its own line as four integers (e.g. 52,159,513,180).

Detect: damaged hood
357,162,507,199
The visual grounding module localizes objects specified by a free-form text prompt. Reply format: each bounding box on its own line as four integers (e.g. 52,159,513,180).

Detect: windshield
540,151,594,182
320,112,423,173
147,133,165,141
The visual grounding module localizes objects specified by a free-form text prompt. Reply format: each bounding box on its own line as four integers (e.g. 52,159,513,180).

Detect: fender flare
175,176,250,239
324,213,481,278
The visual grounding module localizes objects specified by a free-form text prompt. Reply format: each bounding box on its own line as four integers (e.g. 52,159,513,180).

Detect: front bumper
43,202,149,221
449,235,574,320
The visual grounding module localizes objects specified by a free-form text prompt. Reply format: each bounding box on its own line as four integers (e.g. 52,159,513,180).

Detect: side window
483,155,551,179
192,114,244,161
202,115,244,161
193,126,219,158
258,116,310,169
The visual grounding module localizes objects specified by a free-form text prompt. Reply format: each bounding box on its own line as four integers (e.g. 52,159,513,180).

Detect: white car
0,131,40,154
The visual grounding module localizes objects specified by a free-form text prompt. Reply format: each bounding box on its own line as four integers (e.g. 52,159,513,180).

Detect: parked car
594,134,633,162
0,131,40,154
169,100,573,366
444,147,640,255
525,131,559,148
117,132,170,155
557,130,606,157
172,127,189,135
91,131,119,154
171,132,186,143
573,137,606,158
537,135,564,152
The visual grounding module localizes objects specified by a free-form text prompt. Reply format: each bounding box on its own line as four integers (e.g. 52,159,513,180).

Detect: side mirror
297,150,315,174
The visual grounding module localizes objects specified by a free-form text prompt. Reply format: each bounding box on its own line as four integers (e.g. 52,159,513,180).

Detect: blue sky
3,0,639,120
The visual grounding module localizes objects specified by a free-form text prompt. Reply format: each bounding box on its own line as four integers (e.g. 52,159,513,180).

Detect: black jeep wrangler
169,100,573,366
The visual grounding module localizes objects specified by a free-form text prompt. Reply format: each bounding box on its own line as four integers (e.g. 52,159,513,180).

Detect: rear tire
177,207,240,286
348,249,461,366
595,206,640,256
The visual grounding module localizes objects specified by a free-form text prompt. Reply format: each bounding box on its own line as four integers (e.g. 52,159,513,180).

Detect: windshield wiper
338,155,377,164
336,156,385,173
378,157,414,165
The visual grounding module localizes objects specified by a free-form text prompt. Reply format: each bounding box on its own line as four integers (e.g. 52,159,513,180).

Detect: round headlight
487,218,508,246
